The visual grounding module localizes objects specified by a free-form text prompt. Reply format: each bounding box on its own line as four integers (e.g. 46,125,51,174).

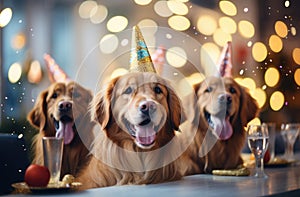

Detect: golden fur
27,81,94,177
77,72,183,189
180,76,259,175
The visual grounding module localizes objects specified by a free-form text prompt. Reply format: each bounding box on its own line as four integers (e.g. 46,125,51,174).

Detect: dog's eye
204,87,213,93
229,87,237,94
51,92,58,99
73,91,81,98
123,87,133,94
154,86,162,94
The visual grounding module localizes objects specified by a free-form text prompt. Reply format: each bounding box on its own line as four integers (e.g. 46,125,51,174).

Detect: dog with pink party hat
180,42,259,175
27,54,95,178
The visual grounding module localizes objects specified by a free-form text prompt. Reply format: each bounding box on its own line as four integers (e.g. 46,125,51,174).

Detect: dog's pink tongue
135,125,156,146
55,121,74,145
211,116,233,140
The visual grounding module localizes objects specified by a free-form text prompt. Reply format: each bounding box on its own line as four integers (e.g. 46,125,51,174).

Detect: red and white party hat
218,41,233,77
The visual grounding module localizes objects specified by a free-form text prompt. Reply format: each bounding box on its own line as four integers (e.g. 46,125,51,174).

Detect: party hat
218,41,233,77
129,25,156,73
44,53,70,83
152,45,166,75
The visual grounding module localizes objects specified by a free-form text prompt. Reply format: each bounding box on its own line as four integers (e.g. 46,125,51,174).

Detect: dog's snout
139,100,156,115
58,101,72,112
218,94,232,105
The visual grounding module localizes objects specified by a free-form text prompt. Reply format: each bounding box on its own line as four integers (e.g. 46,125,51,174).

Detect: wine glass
247,124,269,178
280,123,300,162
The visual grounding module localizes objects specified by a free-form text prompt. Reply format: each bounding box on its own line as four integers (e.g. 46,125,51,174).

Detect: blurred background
0,0,300,149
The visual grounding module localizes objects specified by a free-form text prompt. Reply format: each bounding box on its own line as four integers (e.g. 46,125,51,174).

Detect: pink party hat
218,41,233,77
44,54,70,83
152,45,165,75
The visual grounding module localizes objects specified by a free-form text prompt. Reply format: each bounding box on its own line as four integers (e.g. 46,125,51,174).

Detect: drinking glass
264,122,276,161
280,123,300,161
42,137,64,186
247,124,269,178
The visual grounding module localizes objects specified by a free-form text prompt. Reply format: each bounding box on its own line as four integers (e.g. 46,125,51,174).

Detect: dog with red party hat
27,54,95,178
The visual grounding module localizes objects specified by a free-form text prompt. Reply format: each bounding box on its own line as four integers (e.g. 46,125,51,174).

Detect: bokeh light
78,0,97,19
99,34,119,54
134,0,152,6
188,73,205,85
111,68,128,79
197,15,217,36
219,0,237,16
251,88,266,108
269,35,283,53
219,16,237,34
201,42,220,64
154,1,172,17
167,0,188,15
274,20,288,38
11,32,26,50
247,118,261,127
90,5,108,24
168,15,190,31
166,47,187,68
0,8,13,27
252,42,267,62
213,28,232,47
241,77,256,91
138,19,158,34
27,60,42,84
8,63,22,84
264,67,280,87
270,91,285,111
292,48,300,65
107,16,128,32
291,27,296,36
294,69,300,86
238,20,255,38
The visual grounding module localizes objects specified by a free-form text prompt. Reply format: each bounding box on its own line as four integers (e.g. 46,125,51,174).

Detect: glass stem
255,157,264,177
286,142,294,161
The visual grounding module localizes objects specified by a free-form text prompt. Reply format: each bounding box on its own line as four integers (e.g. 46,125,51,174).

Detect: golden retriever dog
180,76,259,175
77,72,183,189
27,81,94,177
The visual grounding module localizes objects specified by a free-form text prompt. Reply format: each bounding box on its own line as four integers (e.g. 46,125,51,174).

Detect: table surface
5,158,300,197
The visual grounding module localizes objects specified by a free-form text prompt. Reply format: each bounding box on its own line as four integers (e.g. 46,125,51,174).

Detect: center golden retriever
77,72,183,189
28,81,94,177
180,76,259,175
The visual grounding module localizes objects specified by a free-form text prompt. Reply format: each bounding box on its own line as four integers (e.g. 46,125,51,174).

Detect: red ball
24,164,50,187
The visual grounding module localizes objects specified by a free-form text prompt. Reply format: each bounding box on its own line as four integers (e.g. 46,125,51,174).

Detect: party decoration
129,25,156,73
44,53,70,83
152,45,166,75
218,41,233,77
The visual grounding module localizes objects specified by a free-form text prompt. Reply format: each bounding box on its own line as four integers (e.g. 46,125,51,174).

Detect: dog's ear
92,77,119,130
167,87,182,131
27,90,48,132
239,86,259,126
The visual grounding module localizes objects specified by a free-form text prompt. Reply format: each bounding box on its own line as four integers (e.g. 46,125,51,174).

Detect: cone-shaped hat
218,41,233,77
129,25,156,73
152,45,165,75
44,53,70,83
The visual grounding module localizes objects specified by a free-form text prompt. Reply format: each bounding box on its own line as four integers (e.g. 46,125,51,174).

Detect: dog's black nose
139,100,156,115
58,101,72,112
218,94,232,105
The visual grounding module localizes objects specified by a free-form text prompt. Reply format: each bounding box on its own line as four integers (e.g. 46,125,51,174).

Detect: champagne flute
247,124,269,178
281,123,300,162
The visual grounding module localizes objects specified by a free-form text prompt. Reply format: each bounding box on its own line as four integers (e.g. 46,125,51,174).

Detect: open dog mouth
53,115,75,145
204,109,233,141
124,117,158,149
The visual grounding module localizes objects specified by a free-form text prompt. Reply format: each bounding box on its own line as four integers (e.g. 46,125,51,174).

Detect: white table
5,161,300,197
